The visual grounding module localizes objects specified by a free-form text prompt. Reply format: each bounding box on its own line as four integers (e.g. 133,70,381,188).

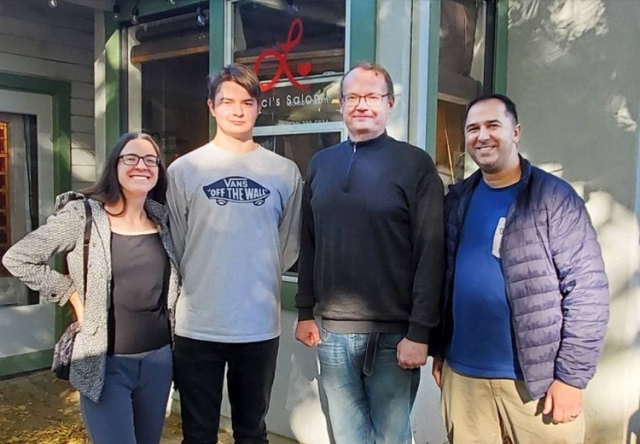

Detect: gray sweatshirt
167,142,302,343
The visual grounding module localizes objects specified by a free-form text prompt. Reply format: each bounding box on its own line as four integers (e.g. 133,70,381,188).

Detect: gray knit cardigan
2,191,180,402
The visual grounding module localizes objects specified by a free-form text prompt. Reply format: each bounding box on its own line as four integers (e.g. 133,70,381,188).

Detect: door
0,90,56,377
0,113,38,307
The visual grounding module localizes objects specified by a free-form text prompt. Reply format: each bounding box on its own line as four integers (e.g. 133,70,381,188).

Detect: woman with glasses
3,132,180,444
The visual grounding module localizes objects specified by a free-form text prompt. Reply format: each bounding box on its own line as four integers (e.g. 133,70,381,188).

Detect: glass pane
233,0,346,83
0,114,38,305
255,132,341,182
436,0,489,185
255,131,341,274
140,54,210,164
257,79,341,126
132,13,211,165
439,0,485,99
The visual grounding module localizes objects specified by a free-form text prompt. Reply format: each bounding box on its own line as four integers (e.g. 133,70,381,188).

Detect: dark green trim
493,0,508,94
105,18,122,150
349,0,377,65
0,73,72,194
0,349,53,378
117,0,204,21
281,281,297,312
424,0,441,159
0,72,72,340
208,0,225,138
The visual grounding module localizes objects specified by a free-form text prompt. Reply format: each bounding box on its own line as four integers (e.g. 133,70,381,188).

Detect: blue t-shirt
447,179,523,379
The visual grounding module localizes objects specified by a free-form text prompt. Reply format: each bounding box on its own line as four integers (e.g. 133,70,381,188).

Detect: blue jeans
80,345,173,444
317,331,420,444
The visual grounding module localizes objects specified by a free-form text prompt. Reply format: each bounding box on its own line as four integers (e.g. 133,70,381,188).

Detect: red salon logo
254,18,312,92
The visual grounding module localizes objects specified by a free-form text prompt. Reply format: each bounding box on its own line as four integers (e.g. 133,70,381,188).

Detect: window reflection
256,131,341,274
233,0,346,83
255,132,341,182
257,79,342,126
437,0,489,185
131,13,210,164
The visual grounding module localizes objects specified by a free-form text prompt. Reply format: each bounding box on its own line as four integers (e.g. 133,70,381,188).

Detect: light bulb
131,6,139,25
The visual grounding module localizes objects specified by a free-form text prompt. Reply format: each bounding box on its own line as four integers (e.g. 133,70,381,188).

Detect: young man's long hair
207,63,262,103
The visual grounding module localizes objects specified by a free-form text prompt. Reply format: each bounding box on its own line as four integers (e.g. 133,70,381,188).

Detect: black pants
174,335,279,444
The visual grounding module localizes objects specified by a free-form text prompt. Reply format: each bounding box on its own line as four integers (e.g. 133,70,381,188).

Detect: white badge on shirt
492,217,506,258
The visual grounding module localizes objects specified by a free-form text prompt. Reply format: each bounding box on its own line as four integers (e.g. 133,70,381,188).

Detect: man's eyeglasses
119,154,160,167
341,93,391,108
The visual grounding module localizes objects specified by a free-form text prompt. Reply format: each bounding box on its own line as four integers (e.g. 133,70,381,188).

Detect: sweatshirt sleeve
279,167,303,272
295,168,316,321
406,156,445,343
2,201,83,306
166,167,189,263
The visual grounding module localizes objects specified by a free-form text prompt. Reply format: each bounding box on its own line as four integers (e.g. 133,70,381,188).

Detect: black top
107,231,170,355
296,133,445,343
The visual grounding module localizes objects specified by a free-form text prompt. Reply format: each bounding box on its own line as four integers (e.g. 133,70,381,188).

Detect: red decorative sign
254,18,311,92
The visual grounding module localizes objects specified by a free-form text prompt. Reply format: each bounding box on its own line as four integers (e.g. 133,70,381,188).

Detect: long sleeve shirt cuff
297,307,315,321
406,324,430,344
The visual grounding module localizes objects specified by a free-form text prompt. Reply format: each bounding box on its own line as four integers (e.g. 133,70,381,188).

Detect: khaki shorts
441,362,585,444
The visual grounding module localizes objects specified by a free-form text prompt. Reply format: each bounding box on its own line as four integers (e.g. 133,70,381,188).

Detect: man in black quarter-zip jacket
295,62,445,444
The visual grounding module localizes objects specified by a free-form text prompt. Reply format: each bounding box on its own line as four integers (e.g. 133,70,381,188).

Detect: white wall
506,1,640,443
0,0,96,190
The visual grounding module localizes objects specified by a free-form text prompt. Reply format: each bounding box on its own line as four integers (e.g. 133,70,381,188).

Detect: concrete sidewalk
0,370,296,444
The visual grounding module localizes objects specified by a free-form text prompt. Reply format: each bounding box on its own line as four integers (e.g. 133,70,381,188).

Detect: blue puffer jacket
432,157,609,399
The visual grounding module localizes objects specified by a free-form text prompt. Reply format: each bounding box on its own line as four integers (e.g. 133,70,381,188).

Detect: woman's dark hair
81,132,167,214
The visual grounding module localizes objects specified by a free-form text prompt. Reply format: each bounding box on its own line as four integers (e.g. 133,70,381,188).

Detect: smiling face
465,98,522,175
208,81,260,141
340,67,394,142
117,138,159,199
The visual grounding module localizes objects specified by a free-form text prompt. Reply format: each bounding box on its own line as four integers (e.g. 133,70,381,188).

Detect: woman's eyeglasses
119,154,160,167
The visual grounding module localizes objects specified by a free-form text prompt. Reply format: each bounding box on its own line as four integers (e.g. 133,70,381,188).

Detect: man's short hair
207,63,262,103
340,61,395,99
466,93,519,125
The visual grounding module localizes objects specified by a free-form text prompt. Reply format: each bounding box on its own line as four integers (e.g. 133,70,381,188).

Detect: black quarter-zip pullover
296,133,445,343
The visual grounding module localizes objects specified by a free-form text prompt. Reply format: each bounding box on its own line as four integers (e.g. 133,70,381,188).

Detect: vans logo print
203,176,271,206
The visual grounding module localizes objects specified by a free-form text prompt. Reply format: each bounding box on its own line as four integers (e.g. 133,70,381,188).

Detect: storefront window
436,0,490,185
130,12,210,164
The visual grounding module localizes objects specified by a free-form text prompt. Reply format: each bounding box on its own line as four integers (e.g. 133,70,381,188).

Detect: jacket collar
448,155,532,197
55,191,168,224
347,131,388,148
144,198,168,226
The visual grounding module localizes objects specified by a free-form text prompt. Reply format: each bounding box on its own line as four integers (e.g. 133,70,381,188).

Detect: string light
131,6,139,25
112,0,120,20
286,0,299,14
196,6,207,27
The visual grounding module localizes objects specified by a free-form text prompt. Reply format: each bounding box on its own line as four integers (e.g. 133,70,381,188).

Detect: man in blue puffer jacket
430,94,609,444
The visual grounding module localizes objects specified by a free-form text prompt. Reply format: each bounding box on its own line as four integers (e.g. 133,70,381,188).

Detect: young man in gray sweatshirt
167,63,302,444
